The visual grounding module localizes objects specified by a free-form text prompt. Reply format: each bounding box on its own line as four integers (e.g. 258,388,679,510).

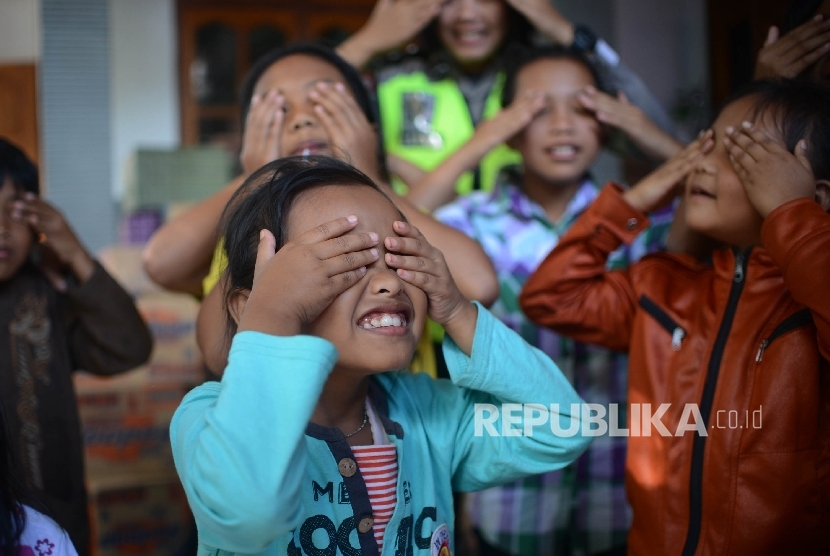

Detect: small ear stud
37,232,47,244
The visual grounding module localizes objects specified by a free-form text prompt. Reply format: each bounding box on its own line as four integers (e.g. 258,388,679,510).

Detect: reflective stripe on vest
378,70,522,196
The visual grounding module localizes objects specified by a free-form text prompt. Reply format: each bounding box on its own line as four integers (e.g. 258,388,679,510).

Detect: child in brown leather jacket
520,79,830,555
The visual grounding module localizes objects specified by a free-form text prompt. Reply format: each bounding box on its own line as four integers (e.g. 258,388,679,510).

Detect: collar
479,168,600,230
711,245,782,284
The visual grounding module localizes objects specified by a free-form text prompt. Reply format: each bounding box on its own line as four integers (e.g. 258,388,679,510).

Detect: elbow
142,242,203,295
470,268,499,307
190,491,298,552
141,241,172,289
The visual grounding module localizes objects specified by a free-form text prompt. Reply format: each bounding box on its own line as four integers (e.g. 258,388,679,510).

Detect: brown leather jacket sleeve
63,261,153,375
761,198,830,361
520,184,650,352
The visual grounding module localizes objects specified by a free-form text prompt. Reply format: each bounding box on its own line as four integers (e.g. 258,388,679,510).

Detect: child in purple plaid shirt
429,46,681,556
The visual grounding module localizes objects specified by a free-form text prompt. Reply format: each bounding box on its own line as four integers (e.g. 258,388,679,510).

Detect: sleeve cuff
590,183,651,242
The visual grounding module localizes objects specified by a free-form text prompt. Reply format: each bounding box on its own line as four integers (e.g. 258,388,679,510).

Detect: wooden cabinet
707,0,788,110
178,0,374,149
0,64,39,165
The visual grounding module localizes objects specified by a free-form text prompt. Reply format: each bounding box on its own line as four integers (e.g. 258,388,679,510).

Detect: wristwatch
571,24,598,53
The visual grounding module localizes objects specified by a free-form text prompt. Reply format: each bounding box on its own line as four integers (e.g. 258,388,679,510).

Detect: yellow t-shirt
202,241,438,377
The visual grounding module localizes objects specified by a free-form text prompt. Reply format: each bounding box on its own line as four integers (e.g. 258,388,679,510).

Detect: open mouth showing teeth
358,313,408,329
690,186,715,198
547,145,578,158
455,30,487,42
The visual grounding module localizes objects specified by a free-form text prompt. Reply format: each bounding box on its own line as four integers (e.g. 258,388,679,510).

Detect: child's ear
815,179,830,212
227,290,250,326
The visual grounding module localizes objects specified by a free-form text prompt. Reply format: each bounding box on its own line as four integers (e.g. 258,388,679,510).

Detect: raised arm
143,88,287,295
336,0,443,69
13,194,152,373
521,135,711,350
142,175,243,296
576,87,684,162
406,90,544,211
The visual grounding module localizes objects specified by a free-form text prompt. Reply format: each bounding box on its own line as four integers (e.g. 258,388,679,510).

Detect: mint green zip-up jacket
171,304,590,555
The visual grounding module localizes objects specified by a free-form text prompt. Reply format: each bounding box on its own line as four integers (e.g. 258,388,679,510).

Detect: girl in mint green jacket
170,156,589,556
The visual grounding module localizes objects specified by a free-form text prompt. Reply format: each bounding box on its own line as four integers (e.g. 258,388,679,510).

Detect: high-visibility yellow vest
377,69,521,195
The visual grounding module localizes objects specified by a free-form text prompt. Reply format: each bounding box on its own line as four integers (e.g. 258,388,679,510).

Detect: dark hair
237,43,387,181
0,138,39,196
418,0,535,65
720,79,830,181
221,155,390,336
1,397,27,553
782,0,825,34
501,45,607,107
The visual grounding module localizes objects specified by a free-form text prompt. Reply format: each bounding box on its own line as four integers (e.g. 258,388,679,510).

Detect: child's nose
456,0,479,19
547,107,575,131
288,112,316,131
366,258,405,296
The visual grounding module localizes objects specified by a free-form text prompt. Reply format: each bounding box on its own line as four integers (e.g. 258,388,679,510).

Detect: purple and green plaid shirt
435,170,674,556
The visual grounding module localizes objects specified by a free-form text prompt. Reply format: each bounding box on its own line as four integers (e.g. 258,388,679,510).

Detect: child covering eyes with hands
170,156,590,556
520,79,830,554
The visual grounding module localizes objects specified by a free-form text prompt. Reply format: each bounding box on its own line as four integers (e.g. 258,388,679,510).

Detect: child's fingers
316,231,379,260
394,266,438,292
763,25,779,47
246,92,280,143
296,215,360,245
722,135,753,182
576,88,599,112
252,229,278,285
383,234,433,259
779,16,830,56
724,123,774,163
311,83,360,130
324,246,379,278
384,221,439,259
384,251,440,277
328,83,365,127
313,101,343,141
327,266,369,293
500,92,545,135
787,38,830,74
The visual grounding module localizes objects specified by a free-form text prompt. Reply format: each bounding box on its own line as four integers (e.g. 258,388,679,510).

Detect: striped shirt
352,444,398,550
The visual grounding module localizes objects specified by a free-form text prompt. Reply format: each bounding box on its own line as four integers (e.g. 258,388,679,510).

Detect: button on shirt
435,171,674,555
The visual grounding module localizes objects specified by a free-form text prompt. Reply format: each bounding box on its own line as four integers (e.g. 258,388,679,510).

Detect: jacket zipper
755,309,813,362
639,295,686,350
680,248,749,556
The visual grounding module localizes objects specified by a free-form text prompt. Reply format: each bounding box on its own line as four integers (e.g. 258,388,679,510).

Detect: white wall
0,0,40,62
109,0,179,199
